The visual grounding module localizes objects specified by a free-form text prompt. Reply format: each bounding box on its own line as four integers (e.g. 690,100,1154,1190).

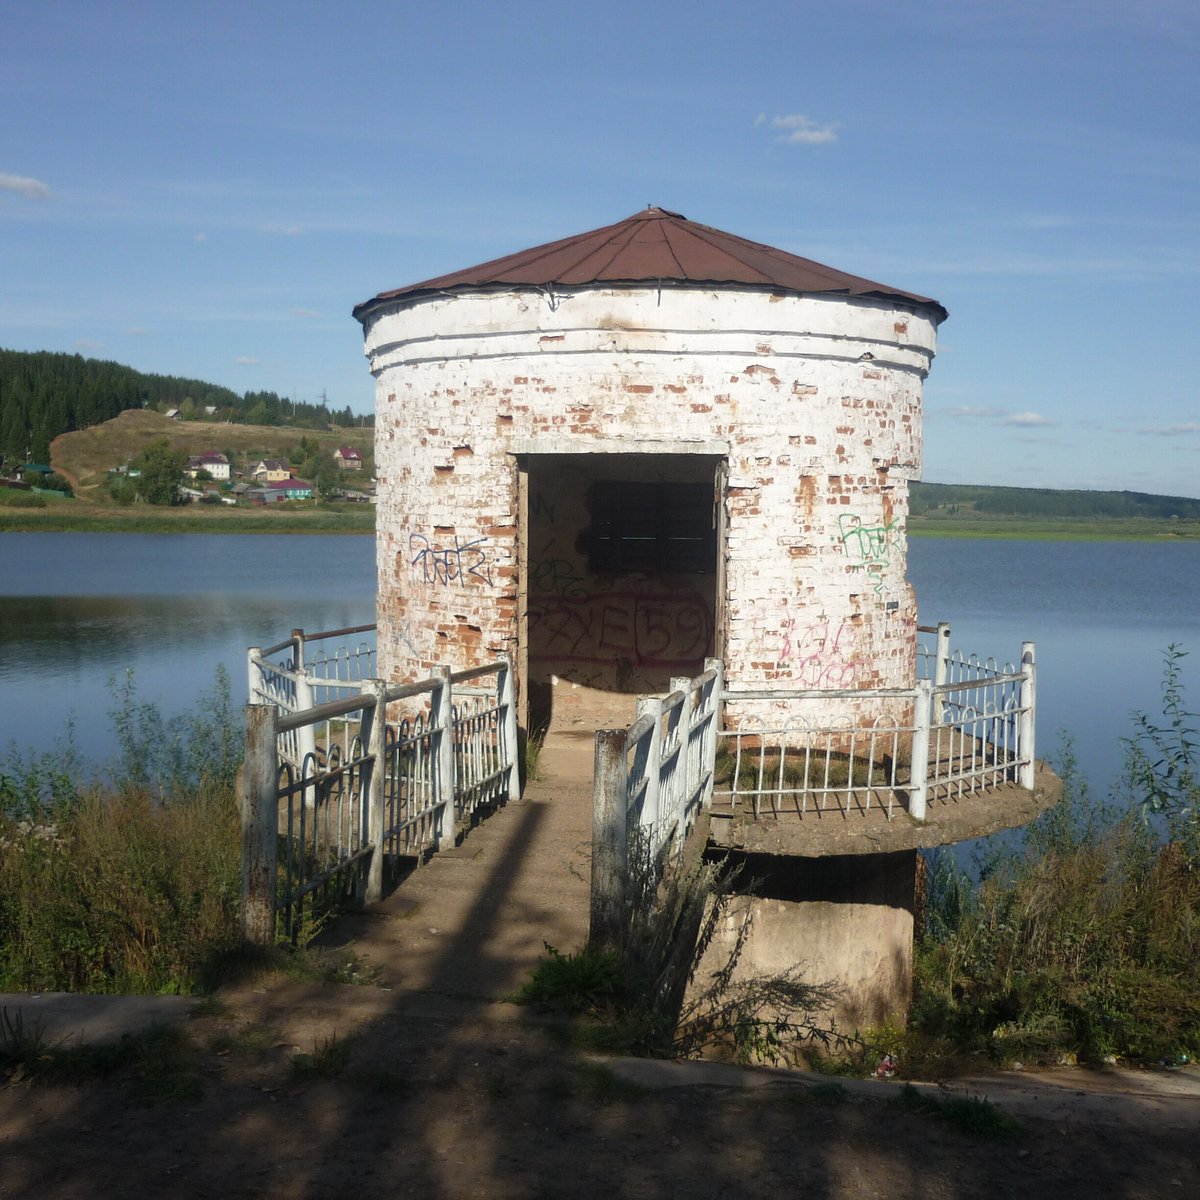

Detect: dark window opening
590,481,716,573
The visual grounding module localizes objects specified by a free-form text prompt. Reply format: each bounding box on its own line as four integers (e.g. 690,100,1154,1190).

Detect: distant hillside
0,347,369,467
50,409,373,500
911,482,1200,522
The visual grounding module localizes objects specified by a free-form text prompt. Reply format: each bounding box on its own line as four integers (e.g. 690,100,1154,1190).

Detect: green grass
0,1013,204,1101
0,503,374,534
890,1083,1021,1137
910,515,1200,541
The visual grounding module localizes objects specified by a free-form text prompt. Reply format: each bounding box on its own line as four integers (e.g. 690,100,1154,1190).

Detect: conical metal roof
353,207,946,324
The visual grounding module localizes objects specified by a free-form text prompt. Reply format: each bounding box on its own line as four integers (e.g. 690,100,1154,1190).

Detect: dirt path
2,733,1199,1198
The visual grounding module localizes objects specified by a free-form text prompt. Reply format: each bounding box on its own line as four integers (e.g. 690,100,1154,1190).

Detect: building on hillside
266,477,314,500
185,451,231,482
335,446,364,471
252,459,291,483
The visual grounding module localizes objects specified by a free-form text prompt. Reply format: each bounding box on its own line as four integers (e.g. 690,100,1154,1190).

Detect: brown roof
353,207,946,323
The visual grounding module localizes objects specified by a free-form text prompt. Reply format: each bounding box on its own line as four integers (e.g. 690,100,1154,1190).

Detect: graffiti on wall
409,533,494,587
529,591,713,670
775,616,859,687
834,512,896,594
530,557,589,600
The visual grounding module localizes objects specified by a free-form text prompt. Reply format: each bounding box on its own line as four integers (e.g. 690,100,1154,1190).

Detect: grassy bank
0,498,375,535
0,673,244,994
910,515,1200,541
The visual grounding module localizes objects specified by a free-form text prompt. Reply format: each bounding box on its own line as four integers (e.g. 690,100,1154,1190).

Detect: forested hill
911,481,1200,521
0,348,368,465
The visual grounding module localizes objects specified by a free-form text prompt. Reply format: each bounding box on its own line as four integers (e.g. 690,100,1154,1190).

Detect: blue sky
2,0,1197,495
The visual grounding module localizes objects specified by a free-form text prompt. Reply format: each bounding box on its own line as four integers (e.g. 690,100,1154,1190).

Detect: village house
334,446,364,471
184,451,231,482
252,458,291,483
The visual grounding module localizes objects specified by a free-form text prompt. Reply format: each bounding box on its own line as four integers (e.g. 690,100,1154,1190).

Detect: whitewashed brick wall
360,285,939,727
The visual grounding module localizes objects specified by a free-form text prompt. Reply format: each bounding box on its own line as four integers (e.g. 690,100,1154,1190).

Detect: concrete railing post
247,646,262,706
242,703,279,945
498,652,521,803
590,728,629,953
909,679,933,821
432,665,455,851
1019,641,1037,789
363,680,388,904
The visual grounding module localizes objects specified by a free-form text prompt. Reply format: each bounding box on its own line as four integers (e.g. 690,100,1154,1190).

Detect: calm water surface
2,532,1198,792
0,533,376,770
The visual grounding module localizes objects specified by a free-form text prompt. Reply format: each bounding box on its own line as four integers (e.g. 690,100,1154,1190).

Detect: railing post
292,630,318,774
590,728,629,952
909,679,933,821
703,657,724,810
636,695,664,849
498,652,521,803
242,703,279,945
363,680,388,904
247,646,262,705
671,675,694,836
432,665,455,851
935,621,951,689
1019,641,1037,789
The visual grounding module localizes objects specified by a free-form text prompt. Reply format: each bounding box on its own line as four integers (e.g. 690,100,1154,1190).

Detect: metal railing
590,660,723,949
589,626,1037,946
242,634,519,944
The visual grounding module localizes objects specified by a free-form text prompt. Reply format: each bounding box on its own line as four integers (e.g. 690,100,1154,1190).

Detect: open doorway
520,452,726,734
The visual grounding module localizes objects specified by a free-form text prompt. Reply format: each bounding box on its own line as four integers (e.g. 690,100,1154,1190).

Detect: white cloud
75,339,104,352
126,327,147,336
289,307,320,318
0,173,50,200
942,405,1005,419
235,356,260,366
260,223,303,237
193,232,207,242
1003,411,1057,428
757,113,838,145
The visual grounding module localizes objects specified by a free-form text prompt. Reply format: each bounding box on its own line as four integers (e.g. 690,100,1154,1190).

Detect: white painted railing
590,660,722,949
589,628,1037,946
242,639,519,944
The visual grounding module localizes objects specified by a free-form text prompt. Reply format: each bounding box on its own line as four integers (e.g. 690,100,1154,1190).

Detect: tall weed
914,692,1200,1064
0,672,244,994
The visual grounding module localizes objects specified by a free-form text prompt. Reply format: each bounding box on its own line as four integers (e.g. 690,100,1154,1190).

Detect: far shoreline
4,504,1200,542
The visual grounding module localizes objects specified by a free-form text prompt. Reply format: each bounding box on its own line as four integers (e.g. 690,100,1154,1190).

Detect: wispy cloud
126,327,147,336
260,223,303,237
193,232,207,243
75,339,104,352
1137,422,1200,436
0,173,50,200
289,307,320,319
235,356,260,366
755,112,838,145
941,405,1059,428
1003,411,1057,428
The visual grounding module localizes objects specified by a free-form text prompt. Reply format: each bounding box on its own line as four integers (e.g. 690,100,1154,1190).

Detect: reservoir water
2,532,1199,796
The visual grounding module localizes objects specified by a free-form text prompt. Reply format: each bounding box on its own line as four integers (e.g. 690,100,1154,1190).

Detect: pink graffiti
777,617,859,687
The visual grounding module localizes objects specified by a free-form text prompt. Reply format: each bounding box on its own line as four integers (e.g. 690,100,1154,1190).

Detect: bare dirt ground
3,734,1198,1199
